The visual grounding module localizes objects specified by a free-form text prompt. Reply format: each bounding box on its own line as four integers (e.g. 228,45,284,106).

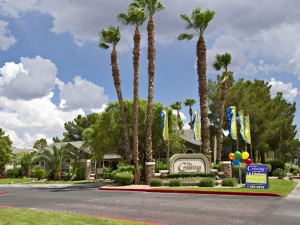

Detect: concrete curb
0,192,3,195
99,187,282,197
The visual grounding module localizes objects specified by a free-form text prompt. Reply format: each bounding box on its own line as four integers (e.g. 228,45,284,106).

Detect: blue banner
245,164,269,189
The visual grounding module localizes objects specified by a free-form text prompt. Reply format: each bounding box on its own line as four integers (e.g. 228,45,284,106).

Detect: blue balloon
232,159,240,166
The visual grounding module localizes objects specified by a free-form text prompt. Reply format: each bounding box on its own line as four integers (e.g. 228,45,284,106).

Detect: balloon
234,150,242,159
245,158,252,165
229,153,235,160
242,151,249,159
232,159,240,166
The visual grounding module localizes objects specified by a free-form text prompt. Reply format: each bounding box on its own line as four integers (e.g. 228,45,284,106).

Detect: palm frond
116,13,130,25
180,14,193,29
99,43,109,49
177,33,194,41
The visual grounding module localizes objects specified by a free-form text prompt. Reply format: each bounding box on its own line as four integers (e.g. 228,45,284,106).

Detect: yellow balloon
242,151,249,159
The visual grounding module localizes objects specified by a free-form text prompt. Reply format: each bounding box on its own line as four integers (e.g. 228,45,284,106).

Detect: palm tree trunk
145,16,155,162
54,171,61,181
111,47,131,164
217,73,230,163
197,36,211,165
189,107,193,129
133,26,141,184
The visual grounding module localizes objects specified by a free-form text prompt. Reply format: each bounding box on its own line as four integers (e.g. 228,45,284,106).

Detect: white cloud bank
0,20,16,50
0,56,109,148
269,78,298,102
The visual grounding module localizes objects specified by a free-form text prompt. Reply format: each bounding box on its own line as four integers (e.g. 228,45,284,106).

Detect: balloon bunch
228,151,252,166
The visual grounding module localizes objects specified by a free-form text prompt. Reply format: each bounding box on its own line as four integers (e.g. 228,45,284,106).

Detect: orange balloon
229,153,235,160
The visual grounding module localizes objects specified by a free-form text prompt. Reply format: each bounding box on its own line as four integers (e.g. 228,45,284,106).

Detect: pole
167,139,170,160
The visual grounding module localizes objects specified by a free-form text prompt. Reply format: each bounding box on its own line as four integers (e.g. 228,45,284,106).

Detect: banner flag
244,115,252,144
161,110,169,141
191,110,201,140
226,106,238,140
237,110,245,141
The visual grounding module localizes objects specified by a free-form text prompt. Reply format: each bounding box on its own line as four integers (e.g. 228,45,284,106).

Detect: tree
117,5,147,184
0,128,12,176
212,53,232,163
33,138,48,150
63,114,98,142
184,98,196,129
178,7,215,164
52,136,62,143
131,0,165,163
15,152,36,178
35,145,70,181
98,26,131,164
170,101,183,130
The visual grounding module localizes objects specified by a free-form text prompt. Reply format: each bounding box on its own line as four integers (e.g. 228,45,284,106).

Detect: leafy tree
86,100,185,166
14,151,37,178
131,0,165,163
178,7,215,164
98,26,131,164
117,5,147,184
212,53,232,163
184,98,196,129
52,136,62,143
63,114,98,142
170,101,183,130
0,128,12,175
33,138,48,150
35,145,70,181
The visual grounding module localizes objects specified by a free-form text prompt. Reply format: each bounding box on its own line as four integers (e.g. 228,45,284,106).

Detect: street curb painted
0,192,3,195
99,187,282,197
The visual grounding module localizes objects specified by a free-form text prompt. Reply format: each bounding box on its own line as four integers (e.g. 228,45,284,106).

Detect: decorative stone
220,161,232,178
145,162,155,184
159,170,169,179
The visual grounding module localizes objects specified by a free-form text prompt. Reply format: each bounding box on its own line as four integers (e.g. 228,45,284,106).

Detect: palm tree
98,26,131,164
15,151,36,178
130,0,165,164
117,6,147,184
184,98,196,129
212,53,232,163
35,145,70,181
178,7,215,165
170,101,183,130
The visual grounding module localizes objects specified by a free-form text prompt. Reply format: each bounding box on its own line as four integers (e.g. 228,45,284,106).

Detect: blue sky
0,0,299,148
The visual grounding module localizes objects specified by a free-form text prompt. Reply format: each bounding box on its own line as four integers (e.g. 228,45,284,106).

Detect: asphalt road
0,184,284,225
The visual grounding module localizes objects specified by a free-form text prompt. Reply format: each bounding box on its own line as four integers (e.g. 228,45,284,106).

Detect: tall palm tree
117,6,147,184
15,151,36,178
130,0,165,163
170,101,183,130
212,53,232,163
178,7,215,164
35,145,70,181
98,26,131,164
184,98,196,129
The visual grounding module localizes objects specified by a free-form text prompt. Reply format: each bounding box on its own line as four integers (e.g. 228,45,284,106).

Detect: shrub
149,178,163,187
284,163,293,173
199,178,215,187
155,161,168,173
266,159,284,174
292,170,298,176
5,168,21,178
103,166,113,179
114,172,134,185
32,166,46,180
289,167,298,174
169,179,182,187
222,178,238,187
167,173,214,179
212,164,220,170
272,168,286,179
111,165,134,179
65,162,85,181
47,169,55,180
232,165,246,183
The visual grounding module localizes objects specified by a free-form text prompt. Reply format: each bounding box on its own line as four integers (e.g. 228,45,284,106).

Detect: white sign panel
173,158,205,173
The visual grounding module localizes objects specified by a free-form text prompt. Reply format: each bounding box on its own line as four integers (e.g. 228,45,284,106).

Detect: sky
0,0,299,148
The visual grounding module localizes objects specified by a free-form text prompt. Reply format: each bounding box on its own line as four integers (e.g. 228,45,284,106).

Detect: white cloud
59,76,109,110
269,78,298,102
0,56,57,100
0,20,17,50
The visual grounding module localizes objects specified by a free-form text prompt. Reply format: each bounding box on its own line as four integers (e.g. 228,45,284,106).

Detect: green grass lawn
0,178,96,185
154,179,297,197
0,208,148,225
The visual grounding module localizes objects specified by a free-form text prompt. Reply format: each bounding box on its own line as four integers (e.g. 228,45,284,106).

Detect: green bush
114,172,134,185
289,167,298,174
292,170,298,175
111,165,134,179
199,178,215,187
4,168,21,178
155,161,168,173
221,178,238,187
232,165,246,183
167,173,214,179
212,164,220,170
266,159,284,174
272,168,286,179
284,163,293,173
32,166,46,180
103,166,113,179
169,179,182,187
149,178,163,187
65,162,85,181
47,169,55,180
